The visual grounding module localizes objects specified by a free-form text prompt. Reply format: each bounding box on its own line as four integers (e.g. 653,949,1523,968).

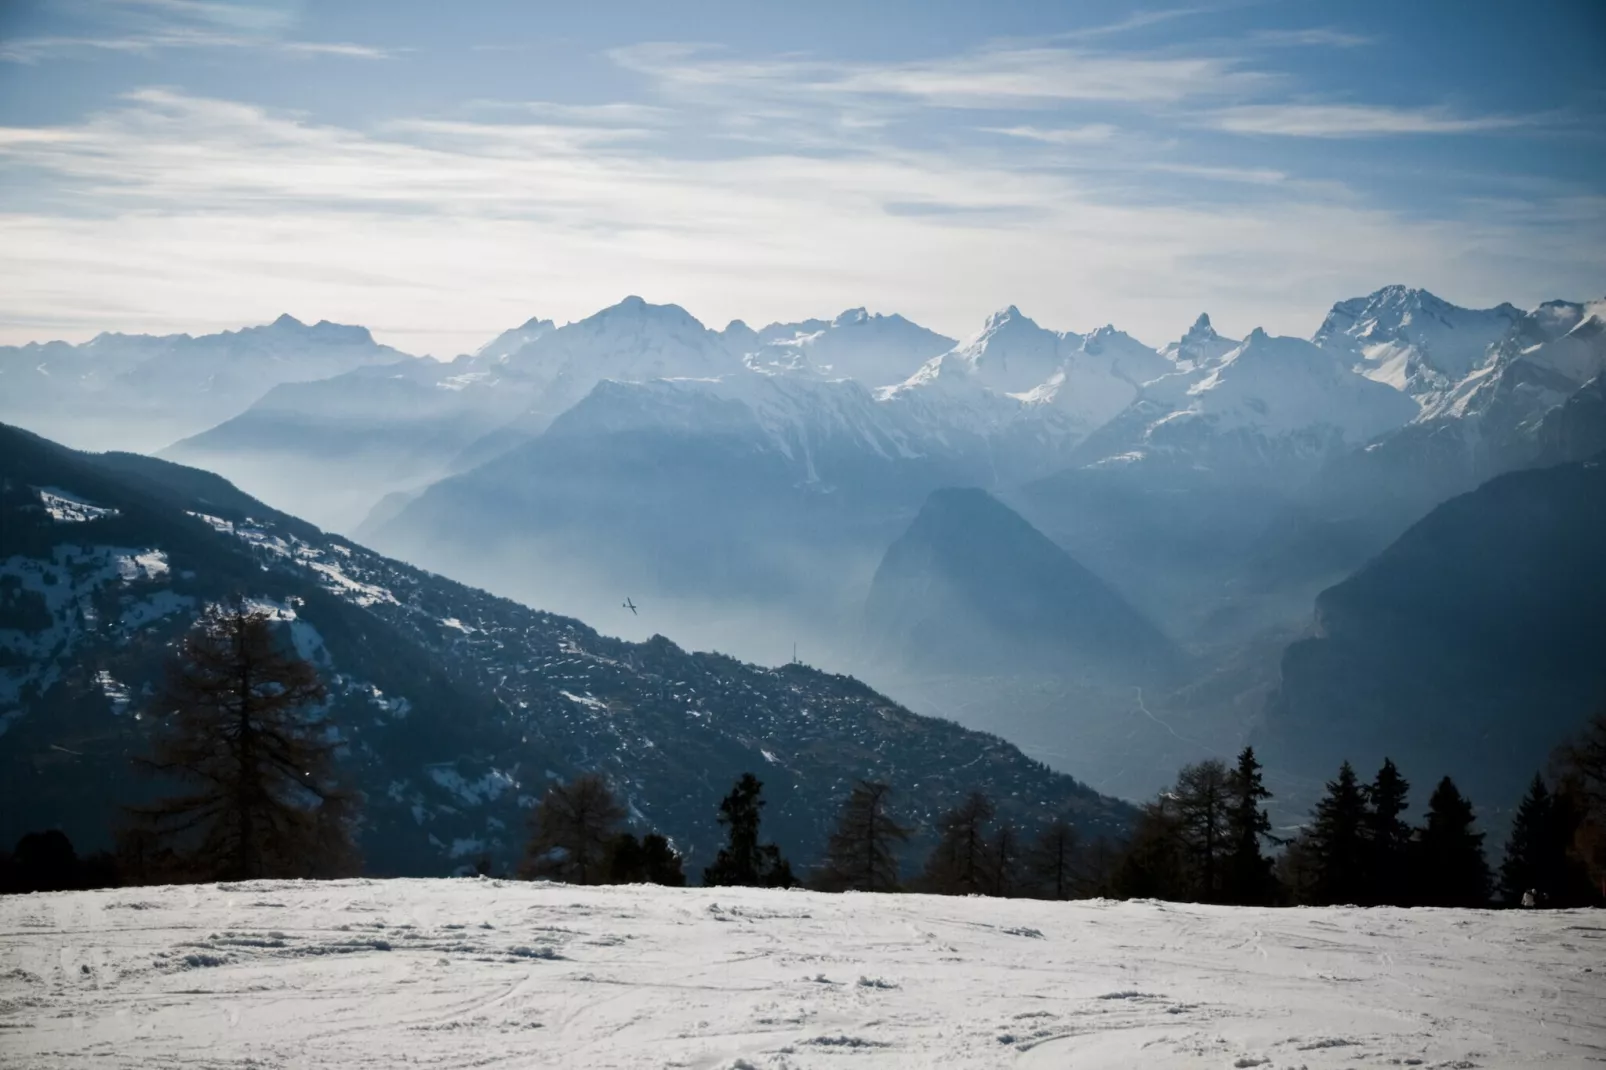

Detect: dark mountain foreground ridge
0,423,1132,875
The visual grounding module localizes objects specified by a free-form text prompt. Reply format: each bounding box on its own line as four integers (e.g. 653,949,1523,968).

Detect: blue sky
1,0,1602,356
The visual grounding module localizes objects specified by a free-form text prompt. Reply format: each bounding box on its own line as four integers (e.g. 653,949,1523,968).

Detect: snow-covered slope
490,296,743,428
1074,328,1417,480
4,880,1600,1069
739,307,954,386
1313,285,1521,400
888,306,1168,441
1182,329,1418,441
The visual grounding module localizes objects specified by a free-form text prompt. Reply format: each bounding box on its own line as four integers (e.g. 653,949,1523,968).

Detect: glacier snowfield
1,881,1601,1068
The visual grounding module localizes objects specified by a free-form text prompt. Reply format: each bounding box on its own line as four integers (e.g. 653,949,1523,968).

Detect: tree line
4,601,1605,909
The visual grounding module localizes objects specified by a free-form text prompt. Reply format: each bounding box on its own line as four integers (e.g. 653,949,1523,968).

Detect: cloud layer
0,13,1600,356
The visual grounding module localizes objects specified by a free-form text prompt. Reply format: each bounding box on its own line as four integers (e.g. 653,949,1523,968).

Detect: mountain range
4,283,1603,824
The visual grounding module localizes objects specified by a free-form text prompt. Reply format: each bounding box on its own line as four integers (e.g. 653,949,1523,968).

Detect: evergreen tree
1222,747,1276,905
1364,758,1412,906
1112,797,1186,900
1174,759,1232,901
607,830,687,886
1306,761,1369,905
920,791,996,895
813,780,910,892
1274,834,1320,905
131,602,359,881
703,773,795,888
989,823,1022,898
1499,774,1563,906
1026,819,1080,900
522,773,626,884
1413,776,1491,907
638,833,687,886
1081,835,1122,898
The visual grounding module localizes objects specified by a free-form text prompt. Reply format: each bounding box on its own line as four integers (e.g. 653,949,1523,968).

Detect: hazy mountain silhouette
864,487,1177,680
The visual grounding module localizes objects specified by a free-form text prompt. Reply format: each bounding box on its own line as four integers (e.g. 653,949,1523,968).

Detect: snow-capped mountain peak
738,307,954,387
1183,328,1417,439
472,314,557,363
1314,285,1522,399
1160,313,1239,373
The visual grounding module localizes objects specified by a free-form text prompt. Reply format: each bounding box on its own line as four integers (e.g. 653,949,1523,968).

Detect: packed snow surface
2,880,1601,1068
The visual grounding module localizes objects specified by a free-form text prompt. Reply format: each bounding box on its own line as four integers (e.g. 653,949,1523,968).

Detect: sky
1,0,1603,357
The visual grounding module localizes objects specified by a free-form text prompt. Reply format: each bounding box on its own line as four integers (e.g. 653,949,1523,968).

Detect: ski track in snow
1,881,1601,1068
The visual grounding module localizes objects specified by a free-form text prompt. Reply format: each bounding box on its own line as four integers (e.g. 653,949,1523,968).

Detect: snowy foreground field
1,880,1602,1069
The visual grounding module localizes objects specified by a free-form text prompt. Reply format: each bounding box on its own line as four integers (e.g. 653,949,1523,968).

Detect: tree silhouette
1174,759,1232,902
1112,796,1186,900
607,830,687,886
1306,761,1369,905
989,822,1022,898
131,602,359,881
1026,819,1080,900
1364,758,1412,906
703,773,795,888
920,791,997,895
1499,774,1575,906
1413,776,1491,907
1222,747,1277,905
523,773,626,884
814,780,910,892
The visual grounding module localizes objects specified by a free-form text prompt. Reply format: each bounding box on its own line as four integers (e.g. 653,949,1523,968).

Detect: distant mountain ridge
1259,452,1606,816
0,314,408,454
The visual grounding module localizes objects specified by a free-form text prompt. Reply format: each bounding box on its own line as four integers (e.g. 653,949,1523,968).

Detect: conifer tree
813,780,910,893
1306,761,1369,905
523,773,626,884
132,602,359,881
1364,758,1412,906
1413,776,1491,907
989,823,1022,898
1499,774,1563,906
1112,796,1186,900
920,791,997,895
1174,758,1232,902
638,833,687,886
703,773,795,888
1223,746,1277,905
1026,819,1080,900
607,830,687,886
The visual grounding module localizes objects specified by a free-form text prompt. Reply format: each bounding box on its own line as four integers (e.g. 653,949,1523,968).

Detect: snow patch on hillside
37,486,119,522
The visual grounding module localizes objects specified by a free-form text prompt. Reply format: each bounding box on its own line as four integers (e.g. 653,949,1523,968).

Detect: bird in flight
623,597,638,616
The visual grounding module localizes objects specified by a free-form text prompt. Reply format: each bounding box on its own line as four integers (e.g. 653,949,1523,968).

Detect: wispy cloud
985,124,1119,145
1210,103,1528,137
0,0,394,64
1250,28,1374,49
611,42,1268,108
0,30,397,63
